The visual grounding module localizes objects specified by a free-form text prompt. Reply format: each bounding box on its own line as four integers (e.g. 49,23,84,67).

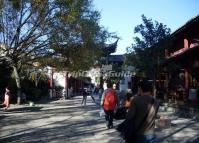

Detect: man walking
125,80,159,143
81,88,88,106
101,81,118,129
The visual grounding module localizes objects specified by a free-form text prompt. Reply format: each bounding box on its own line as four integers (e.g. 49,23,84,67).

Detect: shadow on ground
156,119,199,143
4,106,43,113
0,96,110,142
0,115,8,120
0,119,107,142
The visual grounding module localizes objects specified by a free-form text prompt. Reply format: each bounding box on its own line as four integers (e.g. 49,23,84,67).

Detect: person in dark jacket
125,80,159,143
81,89,88,106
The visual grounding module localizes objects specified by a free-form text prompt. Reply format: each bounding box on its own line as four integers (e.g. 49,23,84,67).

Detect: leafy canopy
126,15,171,78
0,0,111,72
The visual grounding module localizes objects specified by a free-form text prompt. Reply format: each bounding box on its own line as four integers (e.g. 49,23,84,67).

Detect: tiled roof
103,39,119,54
171,14,199,38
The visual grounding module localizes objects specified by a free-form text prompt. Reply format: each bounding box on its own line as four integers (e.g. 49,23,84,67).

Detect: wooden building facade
163,15,199,102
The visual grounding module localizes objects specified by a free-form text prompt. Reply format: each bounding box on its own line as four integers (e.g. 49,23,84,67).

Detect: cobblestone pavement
0,95,199,143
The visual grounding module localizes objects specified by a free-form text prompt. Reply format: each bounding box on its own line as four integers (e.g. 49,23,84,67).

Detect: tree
45,0,112,71
0,60,12,95
126,15,171,81
0,0,111,104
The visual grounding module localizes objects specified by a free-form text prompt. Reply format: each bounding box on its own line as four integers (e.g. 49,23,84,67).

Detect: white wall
46,66,66,88
53,72,66,88
119,77,131,92
87,67,101,86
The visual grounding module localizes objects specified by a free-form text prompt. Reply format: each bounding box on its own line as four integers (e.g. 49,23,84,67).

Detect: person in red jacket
101,81,118,129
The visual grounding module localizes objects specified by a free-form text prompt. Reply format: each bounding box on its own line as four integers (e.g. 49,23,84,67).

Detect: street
0,95,199,143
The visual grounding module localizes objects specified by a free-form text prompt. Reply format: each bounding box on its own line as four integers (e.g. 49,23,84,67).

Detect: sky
93,0,199,55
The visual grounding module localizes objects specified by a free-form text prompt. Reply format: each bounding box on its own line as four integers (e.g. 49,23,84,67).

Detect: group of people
100,80,159,143
2,81,159,142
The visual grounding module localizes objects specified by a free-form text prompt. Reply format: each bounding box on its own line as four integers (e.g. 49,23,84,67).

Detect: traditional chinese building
49,39,119,97
164,15,199,102
92,39,120,88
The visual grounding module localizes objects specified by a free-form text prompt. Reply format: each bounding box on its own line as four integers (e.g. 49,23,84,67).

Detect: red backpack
103,89,118,110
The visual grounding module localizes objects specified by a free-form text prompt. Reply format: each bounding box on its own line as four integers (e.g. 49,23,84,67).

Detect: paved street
0,96,122,143
0,95,199,143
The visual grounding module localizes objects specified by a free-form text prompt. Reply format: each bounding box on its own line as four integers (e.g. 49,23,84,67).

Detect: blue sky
93,0,199,54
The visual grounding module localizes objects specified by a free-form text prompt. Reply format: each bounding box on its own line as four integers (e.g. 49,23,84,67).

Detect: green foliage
0,0,114,103
21,77,49,101
54,85,64,92
0,0,112,71
47,0,111,71
126,15,171,78
28,88,42,101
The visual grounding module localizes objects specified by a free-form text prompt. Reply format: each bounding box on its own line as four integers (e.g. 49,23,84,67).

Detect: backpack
103,89,117,110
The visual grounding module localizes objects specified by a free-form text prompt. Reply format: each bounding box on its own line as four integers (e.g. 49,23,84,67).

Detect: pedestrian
112,83,117,90
98,87,103,100
81,88,88,106
89,85,95,103
2,86,11,110
114,93,133,120
121,80,159,143
91,94,96,103
101,81,118,129
123,93,134,110
93,85,99,94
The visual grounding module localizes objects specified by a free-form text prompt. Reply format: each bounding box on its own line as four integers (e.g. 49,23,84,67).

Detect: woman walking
3,87,11,110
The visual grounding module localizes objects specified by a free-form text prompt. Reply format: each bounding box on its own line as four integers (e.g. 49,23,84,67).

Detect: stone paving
0,96,122,143
0,95,199,143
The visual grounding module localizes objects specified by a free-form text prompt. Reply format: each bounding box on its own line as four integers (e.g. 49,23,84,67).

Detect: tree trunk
65,72,69,99
13,66,22,104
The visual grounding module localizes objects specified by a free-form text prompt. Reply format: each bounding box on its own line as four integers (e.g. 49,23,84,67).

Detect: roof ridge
171,14,199,37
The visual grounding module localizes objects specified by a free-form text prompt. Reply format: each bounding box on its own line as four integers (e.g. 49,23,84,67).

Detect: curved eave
171,14,199,38
162,45,199,66
103,39,119,54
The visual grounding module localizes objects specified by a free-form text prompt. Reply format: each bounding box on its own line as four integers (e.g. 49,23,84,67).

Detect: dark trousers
81,95,87,105
104,110,114,128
